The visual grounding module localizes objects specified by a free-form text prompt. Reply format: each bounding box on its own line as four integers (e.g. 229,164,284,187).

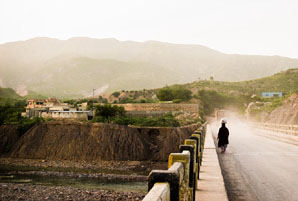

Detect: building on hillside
23,98,92,120
77,102,88,111
45,98,60,106
26,99,45,109
261,92,283,98
26,98,60,109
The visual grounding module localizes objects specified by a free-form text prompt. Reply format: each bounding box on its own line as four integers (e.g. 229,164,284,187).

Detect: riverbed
0,158,167,200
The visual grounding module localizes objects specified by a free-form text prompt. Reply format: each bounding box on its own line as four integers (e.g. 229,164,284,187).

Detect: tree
94,104,125,120
157,86,192,101
172,87,192,101
112,91,120,98
157,87,174,101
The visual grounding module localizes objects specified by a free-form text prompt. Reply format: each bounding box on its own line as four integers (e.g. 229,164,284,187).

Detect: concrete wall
41,111,89,120
117,103,199,113
126,111,181,117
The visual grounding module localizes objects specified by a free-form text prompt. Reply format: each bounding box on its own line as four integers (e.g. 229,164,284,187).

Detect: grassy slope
0,88,21,99
0,88,23,105
185,68,298,96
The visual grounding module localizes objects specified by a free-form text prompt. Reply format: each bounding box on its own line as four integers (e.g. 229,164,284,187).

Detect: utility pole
92,89,95,110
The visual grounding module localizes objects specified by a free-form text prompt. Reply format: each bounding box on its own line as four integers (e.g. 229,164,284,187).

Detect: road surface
210,121,298,201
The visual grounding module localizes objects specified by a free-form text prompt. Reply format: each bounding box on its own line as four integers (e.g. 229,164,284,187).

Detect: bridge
142,120,298,201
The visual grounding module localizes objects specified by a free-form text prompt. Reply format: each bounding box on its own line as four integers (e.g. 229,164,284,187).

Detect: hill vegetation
2,68,298,123
156,85,192,102
153,68,298,116
0,87,22,101
1,37,298,98
0,101,43,136
92,104,180,127
186,68,298,96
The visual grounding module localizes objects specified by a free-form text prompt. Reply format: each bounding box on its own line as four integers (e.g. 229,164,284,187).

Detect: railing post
194,130,203,166
168,151,190,201
190,134,200,184
143,183,170,201
148,162,184,201
184,139,197,201
179,144,195,201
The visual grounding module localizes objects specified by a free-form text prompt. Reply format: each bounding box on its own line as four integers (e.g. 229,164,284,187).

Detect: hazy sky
0,0,298,58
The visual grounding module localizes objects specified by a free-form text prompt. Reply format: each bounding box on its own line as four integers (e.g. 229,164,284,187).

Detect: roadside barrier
253,122,298,136
143,123,207,201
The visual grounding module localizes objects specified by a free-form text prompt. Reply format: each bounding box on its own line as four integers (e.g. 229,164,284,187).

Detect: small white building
41,111,92,120
24,98,92,120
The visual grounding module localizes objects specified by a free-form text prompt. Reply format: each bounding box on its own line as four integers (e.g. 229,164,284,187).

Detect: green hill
147,68,298,115
0,87,23,105
185,68,298,96
0,88,21,99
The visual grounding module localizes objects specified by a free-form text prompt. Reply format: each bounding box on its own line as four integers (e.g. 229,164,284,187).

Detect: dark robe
218,124,229,147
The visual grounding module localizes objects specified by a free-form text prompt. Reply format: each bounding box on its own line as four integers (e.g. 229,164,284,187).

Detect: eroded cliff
268,93,298,124
8,121,199,161
0,125,20,154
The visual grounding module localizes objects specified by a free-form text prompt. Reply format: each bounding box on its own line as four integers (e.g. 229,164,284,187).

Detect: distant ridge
0,37,298,98
0,87,21,100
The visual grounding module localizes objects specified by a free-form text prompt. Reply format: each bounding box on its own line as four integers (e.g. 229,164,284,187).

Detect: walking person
217,118,229,153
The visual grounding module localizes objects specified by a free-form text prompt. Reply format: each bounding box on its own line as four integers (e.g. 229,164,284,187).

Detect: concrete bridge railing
253,122,298,136
143,123,207,201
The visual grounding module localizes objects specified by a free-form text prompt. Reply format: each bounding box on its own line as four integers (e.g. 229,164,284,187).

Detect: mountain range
1,37,298,98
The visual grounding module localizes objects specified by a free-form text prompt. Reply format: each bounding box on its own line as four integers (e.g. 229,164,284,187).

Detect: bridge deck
196,125,228,201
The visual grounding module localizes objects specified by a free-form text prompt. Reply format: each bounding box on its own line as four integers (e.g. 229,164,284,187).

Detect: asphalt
212,121,298,201
196,124,228,201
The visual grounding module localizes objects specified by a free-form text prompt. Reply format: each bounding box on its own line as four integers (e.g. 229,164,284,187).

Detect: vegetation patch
0,101,43,136
92,104,180,127
157,85,192,102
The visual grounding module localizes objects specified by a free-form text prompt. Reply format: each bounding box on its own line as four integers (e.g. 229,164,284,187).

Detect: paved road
210,121,298,201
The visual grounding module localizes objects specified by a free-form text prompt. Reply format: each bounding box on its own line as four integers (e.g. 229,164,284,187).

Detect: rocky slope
8,121,199,161
268,93,298,124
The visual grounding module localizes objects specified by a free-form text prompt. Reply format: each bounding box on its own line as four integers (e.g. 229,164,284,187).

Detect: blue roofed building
262,92,283,98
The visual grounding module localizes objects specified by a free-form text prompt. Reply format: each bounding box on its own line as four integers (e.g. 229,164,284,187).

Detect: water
0,167,147,193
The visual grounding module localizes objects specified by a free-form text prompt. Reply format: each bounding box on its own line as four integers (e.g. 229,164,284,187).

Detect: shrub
157,86,192,101
93,104,125,122
119,97,137,104
102,98,108,104
157,87,174,101
196,90,229,115
112,91,120,98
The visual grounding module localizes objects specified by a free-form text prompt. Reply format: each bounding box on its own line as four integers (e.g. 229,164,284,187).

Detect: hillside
267,93,298,124
26,57,180,98
0,88,21,99
185,68,298,96
1,37,298,98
